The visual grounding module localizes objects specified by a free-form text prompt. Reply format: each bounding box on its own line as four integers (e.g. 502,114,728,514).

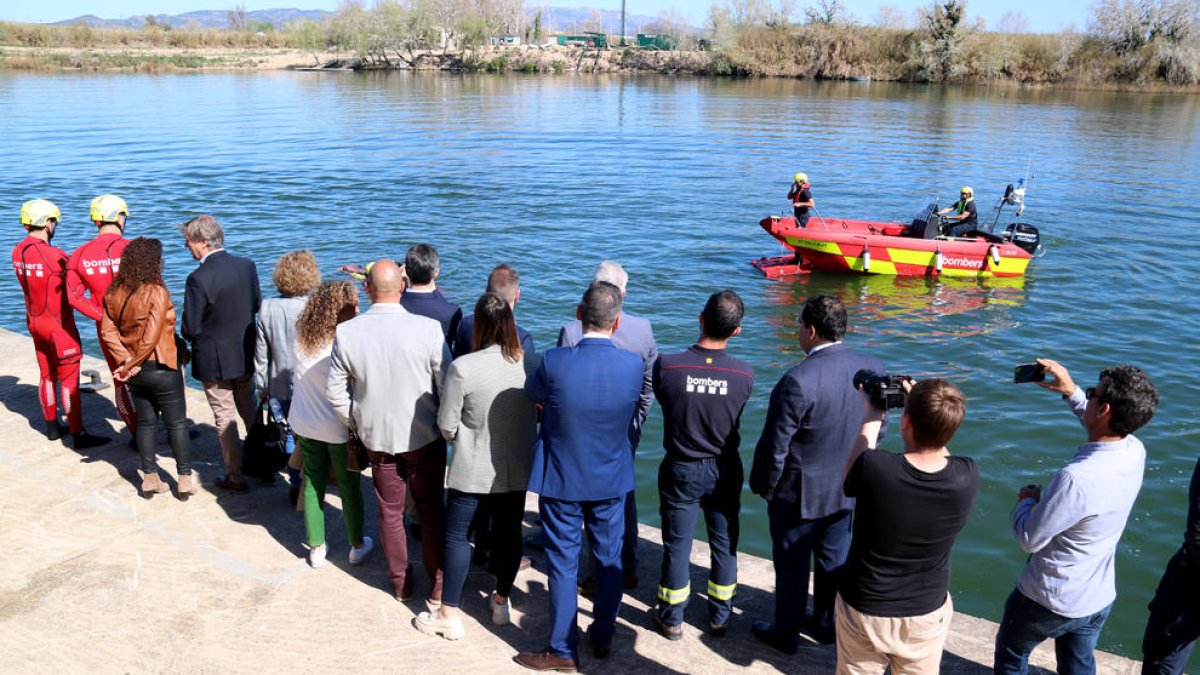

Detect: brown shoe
512,650,577,672
141,472,168,499
177,474,195,501
214,475,249,493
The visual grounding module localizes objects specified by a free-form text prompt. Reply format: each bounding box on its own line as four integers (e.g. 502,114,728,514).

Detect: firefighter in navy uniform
652,290,755,640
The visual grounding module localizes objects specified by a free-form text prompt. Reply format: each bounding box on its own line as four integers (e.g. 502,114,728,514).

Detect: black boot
45,420,63,441
72,431,110,449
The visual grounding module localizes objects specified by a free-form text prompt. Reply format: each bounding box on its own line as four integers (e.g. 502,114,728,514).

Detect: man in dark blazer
400,243,462,345
451,264,535,358
514,282,643,672
749,295,885,653
558,261,657,588
180,214,261,492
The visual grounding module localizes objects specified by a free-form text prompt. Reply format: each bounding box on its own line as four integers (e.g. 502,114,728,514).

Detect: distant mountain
51,6,670,34
53,8,332,29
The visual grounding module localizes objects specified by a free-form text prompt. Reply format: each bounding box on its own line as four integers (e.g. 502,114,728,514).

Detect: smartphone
1013,363,1046,384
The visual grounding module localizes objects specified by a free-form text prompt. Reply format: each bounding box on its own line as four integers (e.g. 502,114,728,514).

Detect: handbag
242,401,288,479
345,395,370,473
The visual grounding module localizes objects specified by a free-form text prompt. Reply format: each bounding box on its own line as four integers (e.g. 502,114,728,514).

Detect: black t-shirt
653,345,754,461
841,450,979,617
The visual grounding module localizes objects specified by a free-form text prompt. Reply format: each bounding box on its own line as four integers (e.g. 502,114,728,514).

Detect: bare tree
995,11,1030,34
804,0,850,25
872,3,909,28
228,3,248,30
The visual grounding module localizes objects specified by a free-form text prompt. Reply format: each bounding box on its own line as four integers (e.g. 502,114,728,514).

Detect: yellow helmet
90,194,129,223
20,199,61,228
794,172,809,184
960,186,974,198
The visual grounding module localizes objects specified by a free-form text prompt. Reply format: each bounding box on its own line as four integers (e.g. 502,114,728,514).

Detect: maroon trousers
369,439,446,600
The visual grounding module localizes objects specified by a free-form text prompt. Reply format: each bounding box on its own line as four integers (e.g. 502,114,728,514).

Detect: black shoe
72,431,110,449
752,620,798,655
708,621,728,638
45,421,64,441
802,617,836,645
653,613,683,641
591,642,611,659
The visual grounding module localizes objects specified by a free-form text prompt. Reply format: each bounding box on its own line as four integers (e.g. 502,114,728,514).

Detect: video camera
854,370,911,410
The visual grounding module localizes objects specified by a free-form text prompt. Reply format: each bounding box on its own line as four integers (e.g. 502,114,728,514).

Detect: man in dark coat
180,214,261,492
749,294,885,653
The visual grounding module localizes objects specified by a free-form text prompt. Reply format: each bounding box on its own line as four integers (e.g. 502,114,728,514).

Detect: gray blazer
558,310,658,445
254,295,308,399
439,345,540,493
327,303,450,454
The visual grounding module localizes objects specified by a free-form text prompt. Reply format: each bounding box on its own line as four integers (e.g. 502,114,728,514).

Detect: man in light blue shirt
994,358,1159,675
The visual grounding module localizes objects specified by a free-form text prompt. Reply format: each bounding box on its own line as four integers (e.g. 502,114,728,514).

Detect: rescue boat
751,182,1044,279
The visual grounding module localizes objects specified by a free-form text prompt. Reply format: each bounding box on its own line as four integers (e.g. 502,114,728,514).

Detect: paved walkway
0,329,1137,673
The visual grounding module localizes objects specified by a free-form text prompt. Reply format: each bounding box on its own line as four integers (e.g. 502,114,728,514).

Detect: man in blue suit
401,243,462,345
179,215,261,492
749,295,885,653
559,261,657,589
515,282,644,672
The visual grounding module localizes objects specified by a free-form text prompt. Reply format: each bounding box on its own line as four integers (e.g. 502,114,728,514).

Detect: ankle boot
72,431,110,450
141,472,168,499
45,421,63,441
177,474,195,501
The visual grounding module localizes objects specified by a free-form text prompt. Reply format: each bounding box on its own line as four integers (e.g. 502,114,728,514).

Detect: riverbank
0,327,1140,673
1,43,1197,93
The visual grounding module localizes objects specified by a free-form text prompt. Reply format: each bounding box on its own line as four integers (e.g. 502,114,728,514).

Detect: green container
555,32,608,49
636,33,675,50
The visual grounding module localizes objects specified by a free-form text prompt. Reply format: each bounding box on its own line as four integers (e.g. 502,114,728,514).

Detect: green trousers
298,435,365,549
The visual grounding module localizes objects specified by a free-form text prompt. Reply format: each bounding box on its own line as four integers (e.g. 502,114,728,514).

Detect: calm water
2,71,1198,662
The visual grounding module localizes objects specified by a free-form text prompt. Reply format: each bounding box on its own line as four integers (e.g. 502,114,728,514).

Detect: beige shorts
835,593,954,675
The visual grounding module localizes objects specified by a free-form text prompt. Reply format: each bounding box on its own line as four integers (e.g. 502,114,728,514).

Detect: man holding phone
994,358,1158,674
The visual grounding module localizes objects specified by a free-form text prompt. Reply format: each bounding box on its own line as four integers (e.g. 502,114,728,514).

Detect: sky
2,0,1096,34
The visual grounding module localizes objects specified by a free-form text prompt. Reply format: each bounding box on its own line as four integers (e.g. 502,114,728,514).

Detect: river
1,70,1198,664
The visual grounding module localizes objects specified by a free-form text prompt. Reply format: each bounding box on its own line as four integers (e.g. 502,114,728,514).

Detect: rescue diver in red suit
67,195,136,437
12,199,108,448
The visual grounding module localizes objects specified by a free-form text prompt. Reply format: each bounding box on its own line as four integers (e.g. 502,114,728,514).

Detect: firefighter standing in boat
788,173,814,228
939,186,979,236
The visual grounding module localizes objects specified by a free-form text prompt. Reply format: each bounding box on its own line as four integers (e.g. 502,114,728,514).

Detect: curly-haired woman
289,280,374,567
100,237,192,499
255,250,320,501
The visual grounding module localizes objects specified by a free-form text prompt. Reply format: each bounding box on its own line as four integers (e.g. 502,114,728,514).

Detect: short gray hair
593,260,627,293
178,214,224,249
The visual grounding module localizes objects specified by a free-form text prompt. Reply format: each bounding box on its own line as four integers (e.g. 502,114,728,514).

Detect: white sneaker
491,593,511,626
349,536,375,565
413,611,465,640
307,543,327,569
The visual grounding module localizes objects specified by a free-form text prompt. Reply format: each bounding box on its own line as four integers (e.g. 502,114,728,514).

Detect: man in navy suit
559,261,657,589
515,282,644,672
451,264,534,358
749,295,885,653
180,215,261,492
401,243,462,345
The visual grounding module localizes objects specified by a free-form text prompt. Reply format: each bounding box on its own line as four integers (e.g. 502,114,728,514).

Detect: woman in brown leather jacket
100,238,192,499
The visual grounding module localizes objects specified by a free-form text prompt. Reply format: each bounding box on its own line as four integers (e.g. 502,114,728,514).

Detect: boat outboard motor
1002,223,1041,254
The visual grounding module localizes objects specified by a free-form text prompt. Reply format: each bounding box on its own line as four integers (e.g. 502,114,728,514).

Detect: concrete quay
0,328,1139,673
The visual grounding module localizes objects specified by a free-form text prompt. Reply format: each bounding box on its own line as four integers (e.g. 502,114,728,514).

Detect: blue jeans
441,489,526,608
657,456,741,627
994,589,1113,674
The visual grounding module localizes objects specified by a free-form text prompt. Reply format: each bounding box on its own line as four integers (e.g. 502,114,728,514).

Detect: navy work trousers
1142,548,1200,674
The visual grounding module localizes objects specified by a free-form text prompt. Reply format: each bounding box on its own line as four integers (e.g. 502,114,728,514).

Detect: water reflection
762,274,1028,350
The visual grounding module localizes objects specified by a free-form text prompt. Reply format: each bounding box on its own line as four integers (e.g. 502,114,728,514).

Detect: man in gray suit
559,260,658,589
327,259,451,604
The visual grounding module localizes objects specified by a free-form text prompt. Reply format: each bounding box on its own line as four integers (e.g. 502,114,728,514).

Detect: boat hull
759,215,1032,278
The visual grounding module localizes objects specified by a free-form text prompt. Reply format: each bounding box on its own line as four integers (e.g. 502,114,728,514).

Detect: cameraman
835,377,979,673
993,359,1158,675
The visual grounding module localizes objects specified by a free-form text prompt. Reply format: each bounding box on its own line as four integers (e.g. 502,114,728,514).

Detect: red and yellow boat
752,187,1043,279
